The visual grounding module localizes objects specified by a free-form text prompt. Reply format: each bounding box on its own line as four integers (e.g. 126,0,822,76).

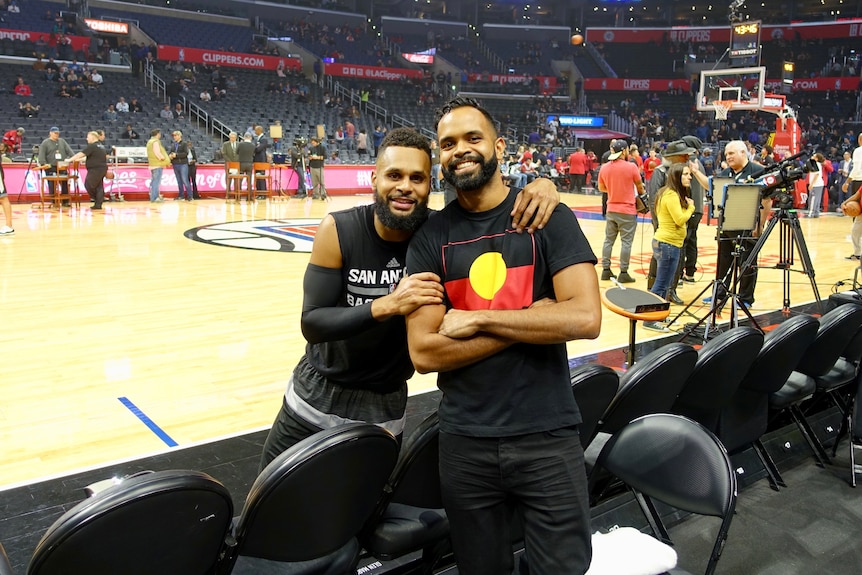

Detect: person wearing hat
37,126,74,202
678,136,710,284
597,139,644,283
644,138,700,303
308,136,328,200
1,127,25,155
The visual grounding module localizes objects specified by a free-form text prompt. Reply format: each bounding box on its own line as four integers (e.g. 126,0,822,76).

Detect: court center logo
184,219,319,252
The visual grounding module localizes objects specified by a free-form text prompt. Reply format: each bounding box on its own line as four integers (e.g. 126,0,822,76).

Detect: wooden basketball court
0,192,855,489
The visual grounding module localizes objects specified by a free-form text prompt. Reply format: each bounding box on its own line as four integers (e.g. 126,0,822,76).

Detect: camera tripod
668,232,761,343
740,202,822,313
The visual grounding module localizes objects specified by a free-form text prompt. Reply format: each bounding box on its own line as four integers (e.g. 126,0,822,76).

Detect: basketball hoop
712,100,733,121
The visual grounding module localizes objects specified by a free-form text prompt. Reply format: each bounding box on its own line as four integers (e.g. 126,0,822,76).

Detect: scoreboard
729,20,761,66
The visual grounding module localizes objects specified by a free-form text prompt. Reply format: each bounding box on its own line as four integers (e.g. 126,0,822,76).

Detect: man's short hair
172,130,182,137
151,129,160,137
434,96,496,135
377,127,431,161
228,131,237,138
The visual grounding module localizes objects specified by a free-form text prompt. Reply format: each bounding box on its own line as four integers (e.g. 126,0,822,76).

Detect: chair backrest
0,542,14,575
226,161,239,171
796,304,862,377
841,314,862,364
570,363,619,449
599,343,698,434
253,162,270,173
738,314,820,394
227,423,399,565
673,326,764,431
597,414,737,575
386,411,442,509
27,470,233,575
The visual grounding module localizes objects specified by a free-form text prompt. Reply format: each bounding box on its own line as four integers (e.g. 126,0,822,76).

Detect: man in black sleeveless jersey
406,98,601,575
258,128,560,471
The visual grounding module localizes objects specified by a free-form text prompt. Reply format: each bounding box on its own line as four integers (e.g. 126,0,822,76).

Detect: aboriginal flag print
443,231,535,310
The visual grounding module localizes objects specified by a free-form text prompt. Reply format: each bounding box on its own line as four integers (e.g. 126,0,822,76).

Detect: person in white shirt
840,133,862,260
115,97,129,113
807,153,825,218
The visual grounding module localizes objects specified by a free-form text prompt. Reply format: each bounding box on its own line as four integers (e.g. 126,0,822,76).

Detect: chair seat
770,371,815,409
229,538,359,575
815,358,857,392
365,503,448,559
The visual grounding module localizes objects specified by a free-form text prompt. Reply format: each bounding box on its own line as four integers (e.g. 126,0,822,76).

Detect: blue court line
118,397,178,447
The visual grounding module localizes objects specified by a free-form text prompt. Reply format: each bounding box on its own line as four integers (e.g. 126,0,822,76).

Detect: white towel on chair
586,527,678,575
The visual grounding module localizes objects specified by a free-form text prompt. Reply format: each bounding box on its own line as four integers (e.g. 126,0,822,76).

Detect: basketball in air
843,200,861,217
571,34,584,45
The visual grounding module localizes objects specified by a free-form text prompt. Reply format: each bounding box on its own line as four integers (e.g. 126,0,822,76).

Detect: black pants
188,163,199,198
85,168,106,207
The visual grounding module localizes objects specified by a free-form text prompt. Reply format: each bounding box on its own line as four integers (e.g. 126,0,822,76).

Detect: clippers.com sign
158,45,301,71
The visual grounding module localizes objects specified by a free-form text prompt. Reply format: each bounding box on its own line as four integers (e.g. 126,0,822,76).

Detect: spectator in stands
13,78,31,97
44,58,59,81
328,150,341,164
172,103,186,120
89,69,103,87
334,125,345,149
129,98,142,114
200,89,212,101
56,84,70,98
102,105,118,123
18,103,40,118
356,129,368,157
429,140,441,192
115,97,129,113
344,120,356,150
2,128,24,154
159,104,173,120
372,125,387,157
120,124,139,141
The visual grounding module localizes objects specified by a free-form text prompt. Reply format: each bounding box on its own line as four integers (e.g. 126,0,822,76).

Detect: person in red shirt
2,128,25,154
598,140,645,283
567,147,587,193
13,78,31,97
643,148,661,183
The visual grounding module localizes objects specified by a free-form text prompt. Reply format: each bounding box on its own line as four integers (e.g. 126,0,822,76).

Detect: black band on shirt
301,263,377,344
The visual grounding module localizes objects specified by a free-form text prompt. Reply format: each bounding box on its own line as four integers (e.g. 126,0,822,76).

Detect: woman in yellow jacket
644,162,694,331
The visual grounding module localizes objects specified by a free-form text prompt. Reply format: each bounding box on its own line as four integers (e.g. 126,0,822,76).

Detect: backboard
697,66,766,112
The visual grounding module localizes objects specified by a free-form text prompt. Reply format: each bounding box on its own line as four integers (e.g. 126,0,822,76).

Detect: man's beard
373,188,430,232
442,153,499,192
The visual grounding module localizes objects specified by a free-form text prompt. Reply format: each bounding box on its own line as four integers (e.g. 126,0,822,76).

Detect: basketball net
712,100,733,121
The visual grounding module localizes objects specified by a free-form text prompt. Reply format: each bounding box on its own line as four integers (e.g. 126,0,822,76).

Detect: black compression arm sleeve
300,263,378,344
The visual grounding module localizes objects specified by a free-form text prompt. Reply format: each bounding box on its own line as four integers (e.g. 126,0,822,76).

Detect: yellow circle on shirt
469,252,507,300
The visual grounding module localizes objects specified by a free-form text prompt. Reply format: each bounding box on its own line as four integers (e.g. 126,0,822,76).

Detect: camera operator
289,137,308,199
840,133,862,260
705,140,768,309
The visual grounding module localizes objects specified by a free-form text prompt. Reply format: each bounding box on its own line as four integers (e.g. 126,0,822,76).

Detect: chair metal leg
789,404,831,467
635,491,671,545
752,439,786,490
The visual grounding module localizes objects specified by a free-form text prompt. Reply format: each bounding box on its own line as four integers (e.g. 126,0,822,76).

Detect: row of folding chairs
3,304,860,575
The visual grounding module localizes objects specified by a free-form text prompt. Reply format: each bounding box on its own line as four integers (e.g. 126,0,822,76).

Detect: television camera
747,150,818,208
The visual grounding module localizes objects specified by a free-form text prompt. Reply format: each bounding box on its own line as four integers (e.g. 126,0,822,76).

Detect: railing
585,42,616,79
391,114,414,128
474,37,505,73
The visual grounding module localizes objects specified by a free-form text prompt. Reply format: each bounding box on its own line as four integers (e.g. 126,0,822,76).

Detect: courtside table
601,286,670,366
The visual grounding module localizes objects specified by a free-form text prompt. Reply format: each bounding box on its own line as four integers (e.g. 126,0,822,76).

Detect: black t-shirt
81,142,108,170
309,143,326,168
407,188,597,437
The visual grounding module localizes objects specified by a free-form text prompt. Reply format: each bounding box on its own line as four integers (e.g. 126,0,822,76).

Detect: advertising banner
3,164,377,201
157,45,301,71
586,20,862,44
322,63,424,81
583,76,855,92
